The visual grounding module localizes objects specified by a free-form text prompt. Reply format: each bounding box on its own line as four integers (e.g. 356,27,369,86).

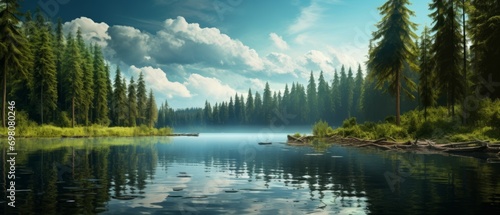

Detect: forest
0,1,158,130
157,0,500,141
1,0,500,138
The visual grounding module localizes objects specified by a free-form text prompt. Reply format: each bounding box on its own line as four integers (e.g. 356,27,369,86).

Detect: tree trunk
396,70,401,126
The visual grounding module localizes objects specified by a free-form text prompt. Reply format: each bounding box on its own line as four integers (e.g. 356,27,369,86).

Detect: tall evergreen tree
469,1,500,100
254,92,262,124
30,25,57,124
62,33,84,127
54,18,66,111
92,45,109,125
136,72,148,125
145,89,158,128
262,82,273,124
430,0,465,115
331,70,341,122
352,65,364,119
127,77,138,127
367,0,418,125
418,26,437,119
112,67,127,126
0,0,32,127
81,45,94,125
246,89,254,124
317,71,330,121
307,71,317,122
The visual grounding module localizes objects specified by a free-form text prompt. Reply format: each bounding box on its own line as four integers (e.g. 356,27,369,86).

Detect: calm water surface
1,133,500,214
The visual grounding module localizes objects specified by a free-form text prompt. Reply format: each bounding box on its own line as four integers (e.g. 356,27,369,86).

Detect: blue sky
22,0,433,109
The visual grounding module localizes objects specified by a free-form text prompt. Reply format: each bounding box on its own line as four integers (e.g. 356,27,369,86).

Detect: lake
1,133,500,214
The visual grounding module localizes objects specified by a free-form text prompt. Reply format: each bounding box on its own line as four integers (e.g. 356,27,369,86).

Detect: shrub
313,120,330,137
342,117,357,128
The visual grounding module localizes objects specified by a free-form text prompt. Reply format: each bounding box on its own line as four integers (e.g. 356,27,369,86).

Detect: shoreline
287,134,500,155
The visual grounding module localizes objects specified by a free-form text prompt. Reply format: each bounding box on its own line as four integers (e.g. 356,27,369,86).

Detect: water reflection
1,134,500,214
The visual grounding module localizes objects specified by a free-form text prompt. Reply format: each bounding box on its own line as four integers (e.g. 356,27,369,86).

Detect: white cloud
288,1,324,34
62,17,110,47
269,33,289,50
129,65,191,99
184,74,237,102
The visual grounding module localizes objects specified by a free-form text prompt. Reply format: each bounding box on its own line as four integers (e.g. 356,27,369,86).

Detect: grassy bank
313,99,500,143
0,124,173,138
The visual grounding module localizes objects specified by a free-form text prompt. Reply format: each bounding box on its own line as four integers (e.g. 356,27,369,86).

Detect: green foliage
367,0,418,125
342,117,357,128
313,120,330,137
293,132,302,138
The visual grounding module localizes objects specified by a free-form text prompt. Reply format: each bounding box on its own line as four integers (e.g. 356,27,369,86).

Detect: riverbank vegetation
308,0,500,143
313,100,500,142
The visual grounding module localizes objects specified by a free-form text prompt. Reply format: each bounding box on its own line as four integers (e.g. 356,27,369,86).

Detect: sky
21,0,433,109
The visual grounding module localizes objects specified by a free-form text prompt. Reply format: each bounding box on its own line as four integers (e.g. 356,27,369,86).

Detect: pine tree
262,82,273,124
352,65,364,119
145,89,158,128
430,0,465,115
254,92,262,124
0,0,32,127
92,45,109,125
62,33,84,127
331,70,341,122
203,101,212,125
469,1,500,100
317,71,330,121
367,0,418,126
307,71,317,122
54,18,65,109
80,44,94,125
112,67,127,126
30,25,57,124
127,77,138,127
418,26,436,120
136,72,147,125
246,89,254,124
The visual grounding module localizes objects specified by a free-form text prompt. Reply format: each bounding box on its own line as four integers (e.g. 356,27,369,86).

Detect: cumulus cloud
129,65,191,99
269,33,289,50
107,26,151,66
106,16,264,71
62,17,110,47
184,74,237,101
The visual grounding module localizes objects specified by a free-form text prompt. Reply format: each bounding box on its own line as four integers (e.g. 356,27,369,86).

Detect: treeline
156,66,418,127
0,2,158,128
158,0,500,128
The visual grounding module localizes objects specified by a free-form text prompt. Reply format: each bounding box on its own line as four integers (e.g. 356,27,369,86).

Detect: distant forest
158,0,500,128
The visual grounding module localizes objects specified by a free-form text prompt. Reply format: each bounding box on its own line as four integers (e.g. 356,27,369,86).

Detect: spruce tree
145,90,158,128
307,71,317,122
418,26,436,120
92,45,109,125
246,89,254,124
430,0,464,115
367,0,418,125
352,65,364,119
62,34,84,127
112,67,127,126
317,71,330,121
128,77,138,127
136,72,147,125
262,82,273,124
0,0,32,127
31,26,57,124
